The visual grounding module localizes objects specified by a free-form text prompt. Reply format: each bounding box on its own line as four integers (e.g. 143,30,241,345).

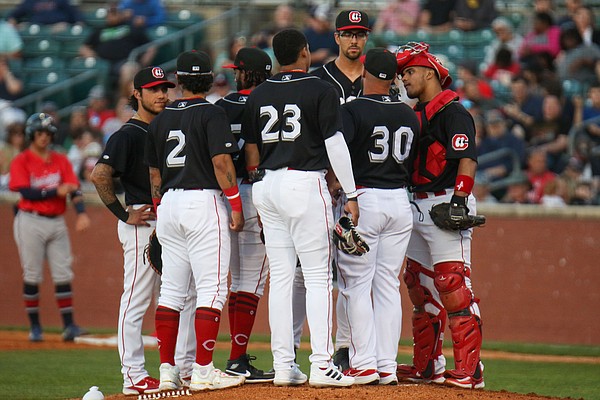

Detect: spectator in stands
303,3,337,69
572,6,600,47
556,0,583,30
477,109,526,182
0,121,26,187
0,20,23,58
560,156,588,204
372,0,420,36
502,75,544,139
101,95,134,143
118,0,165,28
214,35,247,86
61,105,89,152
250,4,297,66
453,0,497,32
499,171,532,204
455,60,494,108
573,83,600,176
0,100,26,143
418,0,456,33
518,12,561,64
0,57,23,102
529,94,570,173
7,0,83,30
86,85,116,132
67,126,103,179
556,27,600,87
206,72,231,103
570,180,596,205
270,4,297,32
483,17,523,70
79,4,155,98
472,175,499,204
540,177,567,207
526,148,557,204
483,47,521,87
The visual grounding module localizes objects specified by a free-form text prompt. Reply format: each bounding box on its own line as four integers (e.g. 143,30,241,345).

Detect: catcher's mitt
429,202,486,231
144,229,162,275
332,216,370,256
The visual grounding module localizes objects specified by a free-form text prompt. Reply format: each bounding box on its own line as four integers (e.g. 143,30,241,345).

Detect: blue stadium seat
21,38,61,58
23,56,66,74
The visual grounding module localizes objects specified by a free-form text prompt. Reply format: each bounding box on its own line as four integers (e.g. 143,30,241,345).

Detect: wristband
223,185,242,212
107,200,129,222
246,165,258,172
347,197,358,202
152,197,161,215
455,174,474,194
74,201,86,215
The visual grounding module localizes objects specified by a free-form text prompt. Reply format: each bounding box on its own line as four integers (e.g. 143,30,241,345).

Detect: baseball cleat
62,324,87,342
122,376,160,395
378,372,398,385
342,368,379,385
190,362,245,391
225,354,275,383
273,364,307,386
396,364,445,384
309,364,354,387
444,363,485,389
29,325,43,342
159,363,182,391
332,347,350,371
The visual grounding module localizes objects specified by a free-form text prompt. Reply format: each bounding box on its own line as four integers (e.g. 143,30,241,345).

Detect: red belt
414,190,448,199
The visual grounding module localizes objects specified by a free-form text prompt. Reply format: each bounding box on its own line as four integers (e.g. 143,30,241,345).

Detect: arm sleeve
19,188,57,200
325,131,357,198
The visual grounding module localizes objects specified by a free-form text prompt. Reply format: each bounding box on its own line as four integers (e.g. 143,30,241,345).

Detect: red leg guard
401,260,446,379
448,314,483,377
433,262,472,313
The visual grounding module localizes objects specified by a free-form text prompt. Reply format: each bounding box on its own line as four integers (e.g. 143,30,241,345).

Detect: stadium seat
18,23,51,41
21,38,61,58
66,57,110,102
562,79,584,98
165,9,203,29
55,24,92,59
24,71,72,108
147,25,181,64
23,56,66,74
84,8,108,28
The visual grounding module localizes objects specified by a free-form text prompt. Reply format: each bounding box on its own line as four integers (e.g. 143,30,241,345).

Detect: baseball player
90,67,197,395
145,50,245,392
293,9,371,370
395,42,484,389
9,113,90,343
336,48,419,385
217,47,274,383
242,28,357,388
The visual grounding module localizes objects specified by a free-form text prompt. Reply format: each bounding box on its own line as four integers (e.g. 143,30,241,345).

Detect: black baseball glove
144,229,162,275
332,216,370,256
429,196,486,231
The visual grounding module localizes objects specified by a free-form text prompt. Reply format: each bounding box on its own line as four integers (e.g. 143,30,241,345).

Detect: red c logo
349,11,361,23
452,134,469,151
152,67,165,79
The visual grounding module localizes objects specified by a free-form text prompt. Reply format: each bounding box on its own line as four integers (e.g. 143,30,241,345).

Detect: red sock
155,306,180,364
195,307,221,366
229,292,259,360
227,292,238,339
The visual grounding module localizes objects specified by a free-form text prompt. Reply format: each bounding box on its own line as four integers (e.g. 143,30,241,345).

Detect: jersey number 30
260,105,301,143
369,126,414,163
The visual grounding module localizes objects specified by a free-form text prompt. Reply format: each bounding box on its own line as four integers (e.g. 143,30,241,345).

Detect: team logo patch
452,134,469,150
151,67,165,78
240,96,247,103
282,74,292,81
349,11,362,23
382,96,391,102
178,101,187,108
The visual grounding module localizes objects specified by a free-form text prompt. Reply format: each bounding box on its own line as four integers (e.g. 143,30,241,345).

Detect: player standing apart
242,29,358,388
10,113,90,343
145,50,245,392
90,67,197,395
217,47,275,382
395,42,484,389
336,48,419,385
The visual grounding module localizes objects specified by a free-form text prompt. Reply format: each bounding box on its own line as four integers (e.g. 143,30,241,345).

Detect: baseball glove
144,229,162,275
332,216,370,256
429,202,486,231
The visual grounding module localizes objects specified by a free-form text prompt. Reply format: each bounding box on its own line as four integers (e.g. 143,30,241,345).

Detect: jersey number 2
260,105,301,143
166,130,186,167
369,126,414,163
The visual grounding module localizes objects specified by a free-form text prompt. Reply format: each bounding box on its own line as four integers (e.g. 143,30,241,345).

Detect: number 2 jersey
341,94,420,189
241,71,342,171
145,97,239,192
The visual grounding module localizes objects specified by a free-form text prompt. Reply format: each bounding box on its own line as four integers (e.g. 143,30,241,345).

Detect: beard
141,101,160,116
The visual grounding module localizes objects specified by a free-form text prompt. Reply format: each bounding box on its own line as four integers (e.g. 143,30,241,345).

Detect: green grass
1,332,599,400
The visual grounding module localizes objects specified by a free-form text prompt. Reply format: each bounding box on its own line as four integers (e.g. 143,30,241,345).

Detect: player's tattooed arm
89,163,118,205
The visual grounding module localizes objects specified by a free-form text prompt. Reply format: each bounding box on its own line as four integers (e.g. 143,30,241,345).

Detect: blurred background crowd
1,0,600,207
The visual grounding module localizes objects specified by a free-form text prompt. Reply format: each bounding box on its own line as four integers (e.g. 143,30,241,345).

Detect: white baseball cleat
159,363,183,391
273,364,308,386
309,364,354,387
190,362,245,391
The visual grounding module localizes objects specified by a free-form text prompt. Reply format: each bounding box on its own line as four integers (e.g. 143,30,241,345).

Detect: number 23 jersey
241,71,342,171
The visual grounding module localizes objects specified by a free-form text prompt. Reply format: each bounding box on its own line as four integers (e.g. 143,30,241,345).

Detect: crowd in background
1,0,600,207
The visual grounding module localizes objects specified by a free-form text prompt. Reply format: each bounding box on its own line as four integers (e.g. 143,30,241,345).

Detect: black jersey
97,118,152,205
215,90,251,180
145,97,239,193
241,71,342,171
412,100,478,192
341,95,420,189
311,60,362,104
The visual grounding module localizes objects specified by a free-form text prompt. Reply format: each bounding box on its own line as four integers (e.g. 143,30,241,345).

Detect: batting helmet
395,42,452,89
25,112,57,140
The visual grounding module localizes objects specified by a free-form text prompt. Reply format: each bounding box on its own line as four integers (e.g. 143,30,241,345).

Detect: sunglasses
337,31,368,39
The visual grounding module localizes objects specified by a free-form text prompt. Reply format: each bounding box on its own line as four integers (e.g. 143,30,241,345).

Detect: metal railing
477,147,524,192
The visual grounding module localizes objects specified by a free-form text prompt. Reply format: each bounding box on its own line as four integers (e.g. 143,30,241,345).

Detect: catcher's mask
395,42,452,89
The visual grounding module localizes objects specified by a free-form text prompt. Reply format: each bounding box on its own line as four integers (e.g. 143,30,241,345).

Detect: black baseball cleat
333,347,350,372
225,354,275,383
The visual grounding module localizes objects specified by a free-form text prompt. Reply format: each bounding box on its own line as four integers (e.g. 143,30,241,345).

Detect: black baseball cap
223,47,273,73
362,48,397,80
176,50,212,76
134,66,175,89
336,10,370,31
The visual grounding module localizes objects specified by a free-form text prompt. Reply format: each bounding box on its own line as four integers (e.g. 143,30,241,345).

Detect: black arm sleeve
19,188,58,200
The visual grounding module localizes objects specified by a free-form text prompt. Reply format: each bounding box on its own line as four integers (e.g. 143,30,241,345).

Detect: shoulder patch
451,134,469,151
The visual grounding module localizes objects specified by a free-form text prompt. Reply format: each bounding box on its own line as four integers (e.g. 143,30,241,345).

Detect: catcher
396,42,485,389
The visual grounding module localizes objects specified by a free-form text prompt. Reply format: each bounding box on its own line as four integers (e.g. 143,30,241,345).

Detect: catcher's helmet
25,112,57,140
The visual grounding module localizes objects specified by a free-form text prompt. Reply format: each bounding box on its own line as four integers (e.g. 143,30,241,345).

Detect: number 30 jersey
145,97,239,192
341,95,420,189
241,71,342,171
